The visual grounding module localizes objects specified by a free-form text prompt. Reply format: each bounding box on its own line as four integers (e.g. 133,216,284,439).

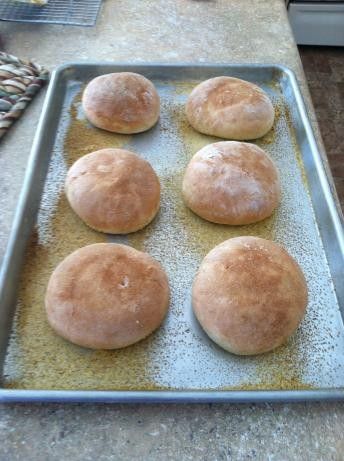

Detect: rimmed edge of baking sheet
0,62,343,403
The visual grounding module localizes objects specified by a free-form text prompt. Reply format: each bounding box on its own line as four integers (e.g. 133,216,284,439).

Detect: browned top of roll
192,236,308,355
82,72,160,134
186,76,274,140
45,243,170,349
65,148,160,234
182,141,280,225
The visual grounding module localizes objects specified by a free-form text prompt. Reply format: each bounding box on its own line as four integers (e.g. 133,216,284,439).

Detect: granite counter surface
0,1,343,459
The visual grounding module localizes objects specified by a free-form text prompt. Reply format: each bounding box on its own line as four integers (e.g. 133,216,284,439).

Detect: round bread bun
192,236,308,355
82,72,160,134
182,141,280,225
65,148,160,234
45,243,170,349
186,76,274,140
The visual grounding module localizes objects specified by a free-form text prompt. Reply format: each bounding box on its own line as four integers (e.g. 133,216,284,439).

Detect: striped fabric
0,51,49,139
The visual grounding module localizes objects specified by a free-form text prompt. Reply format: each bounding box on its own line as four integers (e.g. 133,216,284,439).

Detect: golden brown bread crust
192,236,308,355
45,243,170,349
186,76,274,140
65,148,160,234
82,72,160,134
182,141,280,225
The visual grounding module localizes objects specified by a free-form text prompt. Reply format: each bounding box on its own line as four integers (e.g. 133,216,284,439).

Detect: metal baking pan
0,63,343,403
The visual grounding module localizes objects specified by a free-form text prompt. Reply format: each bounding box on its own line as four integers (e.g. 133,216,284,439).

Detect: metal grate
0,0,102,26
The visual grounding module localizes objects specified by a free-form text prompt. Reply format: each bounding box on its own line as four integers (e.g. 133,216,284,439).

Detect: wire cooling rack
0,0,102,26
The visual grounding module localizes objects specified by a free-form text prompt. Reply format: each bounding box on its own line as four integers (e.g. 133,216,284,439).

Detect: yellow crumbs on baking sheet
4,91,164,390
3,77,338,393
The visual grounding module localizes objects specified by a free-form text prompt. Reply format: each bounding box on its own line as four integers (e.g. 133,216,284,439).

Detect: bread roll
65,148,160,234
186,76,274,140
182,141,280,225
82,72,160,134
45,243,170,349
192,236,308,355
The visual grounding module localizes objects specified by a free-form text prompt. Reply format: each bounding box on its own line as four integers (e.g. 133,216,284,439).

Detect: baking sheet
0,64,343,402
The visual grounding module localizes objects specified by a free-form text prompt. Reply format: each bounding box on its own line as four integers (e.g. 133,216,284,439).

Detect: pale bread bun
186,76,274,140
182,141,280,225
82,72,160,134
65,148,160,234
45,243,169,349
192,236,308,355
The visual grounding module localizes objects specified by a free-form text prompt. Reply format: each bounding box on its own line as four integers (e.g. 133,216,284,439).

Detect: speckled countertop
0,0,343,459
